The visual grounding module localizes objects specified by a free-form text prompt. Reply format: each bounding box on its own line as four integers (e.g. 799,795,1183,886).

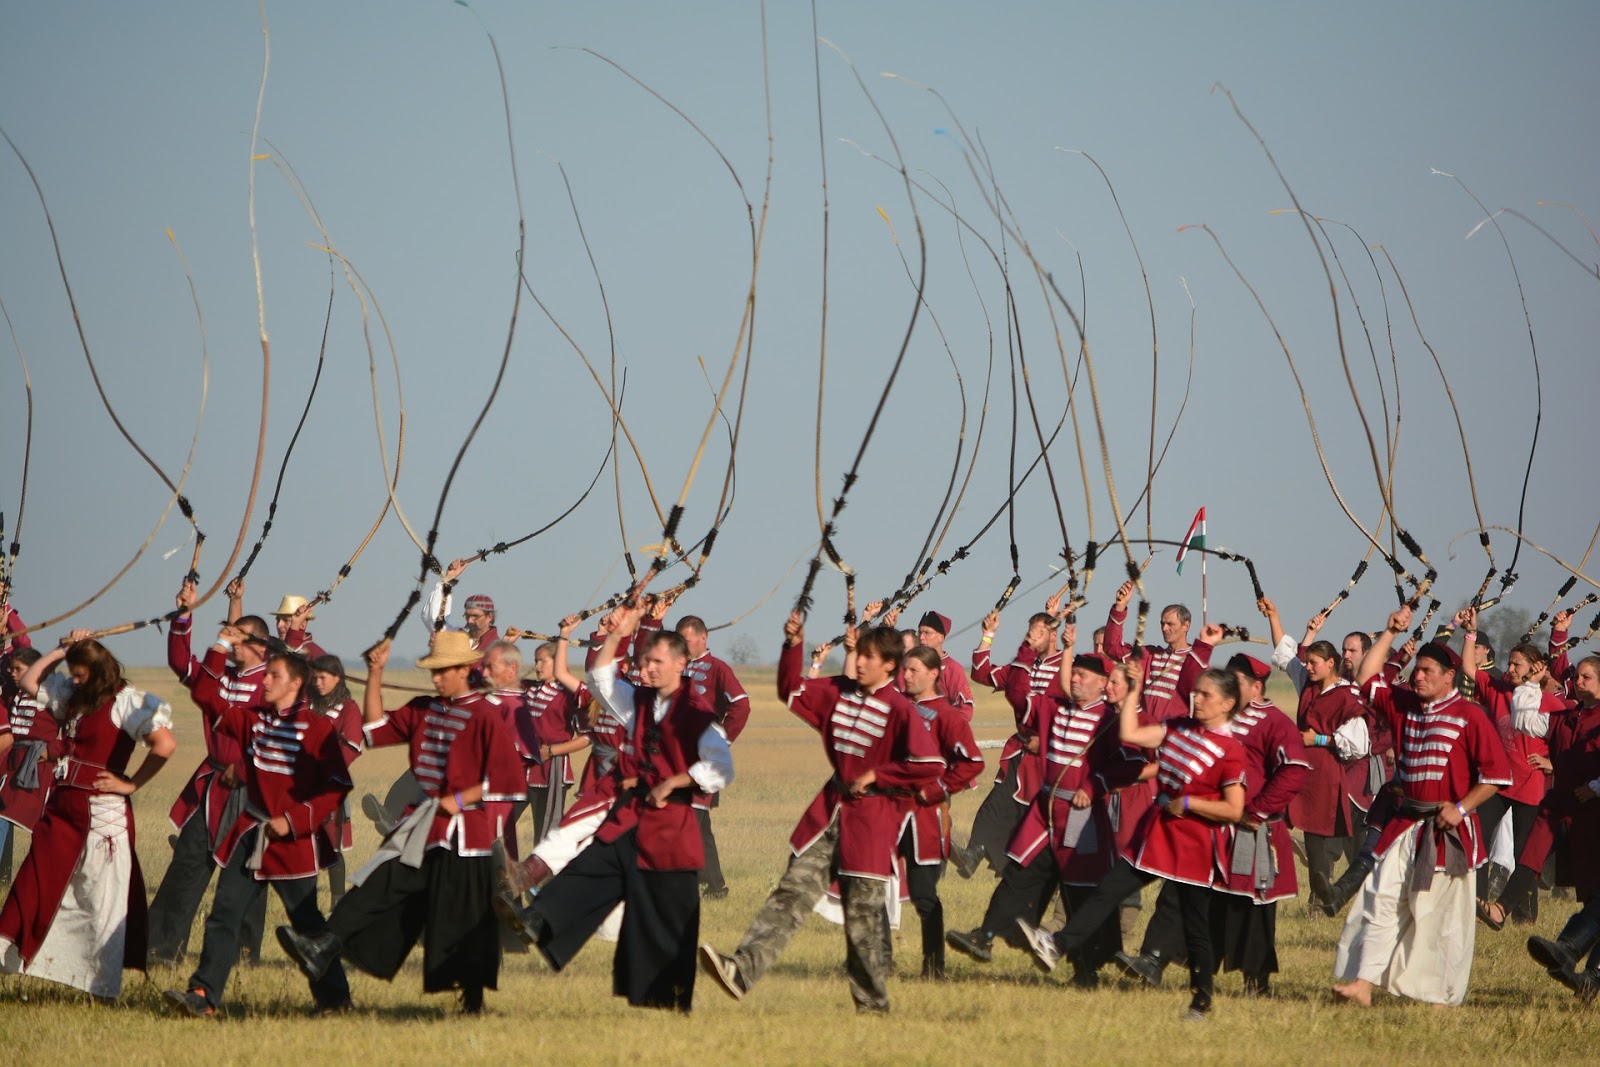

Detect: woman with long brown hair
0,630,176,999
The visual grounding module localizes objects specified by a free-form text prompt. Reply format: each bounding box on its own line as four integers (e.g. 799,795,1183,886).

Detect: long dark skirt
530,829,700,1012
330,848,500,994
1210,894,1277,979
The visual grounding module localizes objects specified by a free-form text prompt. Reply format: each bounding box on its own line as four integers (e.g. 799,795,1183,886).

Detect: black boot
1575,943,1600,1005
1113,949,1166,989
492,891,546,947
1184,982,1214,1021
275,926,343,983
1527,912,1600,991
945,928,993,963
1314,854,1374,917
921,915,947,979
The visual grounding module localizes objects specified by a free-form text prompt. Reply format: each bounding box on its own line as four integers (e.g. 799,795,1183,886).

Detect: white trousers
1333,821,1476,1005
534,807,623,942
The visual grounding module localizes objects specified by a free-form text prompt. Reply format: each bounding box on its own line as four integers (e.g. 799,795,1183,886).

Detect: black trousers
529,829,700,1012
1476,793,1540,921
331,848,501,995
1056,859,1218,997
1304,799,1361,901
1138,879,1187,963
964,759,1027,876
147,801,266,964
979,843,1122,964
697,806,726,892
899,831,946,970
190,830,349,1009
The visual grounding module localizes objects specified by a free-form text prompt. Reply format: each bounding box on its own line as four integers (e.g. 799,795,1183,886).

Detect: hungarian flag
1175,507,1206,575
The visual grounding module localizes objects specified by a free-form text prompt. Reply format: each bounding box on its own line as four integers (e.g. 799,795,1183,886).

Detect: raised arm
362,641,391,724
1102,580,1135,661
1356,605,1411,687
552,614,586,695
1118,658,1166,749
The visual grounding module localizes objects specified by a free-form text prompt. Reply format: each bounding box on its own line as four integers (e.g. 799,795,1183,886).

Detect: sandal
1475,898,1507,931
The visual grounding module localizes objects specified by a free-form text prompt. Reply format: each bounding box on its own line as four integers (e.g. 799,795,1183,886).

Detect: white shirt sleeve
1271,635,1309,695
689,721,734,793
37,671,73,716
110,686,174,740
1331,714,1370,760
1511,682,1550,739
586,660,637,733
420,580,452,637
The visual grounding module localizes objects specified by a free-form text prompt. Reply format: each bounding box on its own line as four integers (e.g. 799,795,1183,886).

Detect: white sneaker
1016,918,1060,974
699,943,745,1001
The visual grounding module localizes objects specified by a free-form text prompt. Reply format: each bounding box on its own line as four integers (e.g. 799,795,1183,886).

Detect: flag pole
1201,548,1208,628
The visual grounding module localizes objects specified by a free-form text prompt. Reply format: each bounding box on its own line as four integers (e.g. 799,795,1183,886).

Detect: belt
52,755,116,792
831,774,892,798
1395,797,1444,820
631,784,697,806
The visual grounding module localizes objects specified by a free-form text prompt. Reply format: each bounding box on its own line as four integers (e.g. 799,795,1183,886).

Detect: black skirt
1210,893,1278,978
531,829,701,1011
331,848,501,994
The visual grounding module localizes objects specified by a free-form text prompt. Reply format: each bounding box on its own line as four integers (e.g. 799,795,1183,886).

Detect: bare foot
1331,978,1373,1006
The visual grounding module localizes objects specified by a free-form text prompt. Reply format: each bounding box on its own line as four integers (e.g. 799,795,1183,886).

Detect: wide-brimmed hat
273,594,314,619
416,630,484,669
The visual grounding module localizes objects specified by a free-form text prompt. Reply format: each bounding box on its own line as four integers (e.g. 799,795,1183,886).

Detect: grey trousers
731,814,893,1011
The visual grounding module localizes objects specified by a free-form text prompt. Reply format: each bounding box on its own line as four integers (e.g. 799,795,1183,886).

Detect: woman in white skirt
0,630,176,999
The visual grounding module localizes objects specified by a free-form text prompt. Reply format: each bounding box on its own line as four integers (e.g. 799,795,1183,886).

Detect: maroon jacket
167,624,260,834
776,640,944,879
1217,700,1309,903
903,696,985,864
364,691,526,856
199,690,351,880
593,682,722,871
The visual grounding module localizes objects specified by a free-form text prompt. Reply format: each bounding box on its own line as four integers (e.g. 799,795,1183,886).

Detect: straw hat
416,630,484,670
273,594,314,619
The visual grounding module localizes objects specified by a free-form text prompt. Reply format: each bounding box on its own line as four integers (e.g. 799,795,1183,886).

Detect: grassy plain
0,665,1593,1066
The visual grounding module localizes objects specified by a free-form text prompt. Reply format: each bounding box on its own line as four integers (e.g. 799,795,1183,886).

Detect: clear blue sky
2,1,1596,664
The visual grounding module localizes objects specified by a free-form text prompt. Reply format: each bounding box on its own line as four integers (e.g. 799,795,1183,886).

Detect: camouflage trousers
731,813,893,1011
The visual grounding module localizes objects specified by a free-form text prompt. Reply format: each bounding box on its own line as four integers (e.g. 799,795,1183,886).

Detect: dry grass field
1,663,1593,1065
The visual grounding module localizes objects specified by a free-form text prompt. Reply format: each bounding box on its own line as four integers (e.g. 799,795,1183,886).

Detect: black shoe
1576,967,1600,1005
1315,855,1373,917
950,844,982,880
1113,950,1165,989
492,890,543,947
1184,989,1213,1021
361,793,398,837
163,987,218,1018
945,928,993,963
1527,913,1600,990
460,986,485,1015
316,1000,354,1016
700,884,729,900
1242,975,1272,998
276,926,342,983
921,956,947,981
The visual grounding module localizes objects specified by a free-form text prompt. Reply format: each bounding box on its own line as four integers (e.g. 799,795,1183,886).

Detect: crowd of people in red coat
0,561,1596,1020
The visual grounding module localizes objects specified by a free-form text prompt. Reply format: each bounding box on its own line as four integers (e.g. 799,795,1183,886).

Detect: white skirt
0,795,133,999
